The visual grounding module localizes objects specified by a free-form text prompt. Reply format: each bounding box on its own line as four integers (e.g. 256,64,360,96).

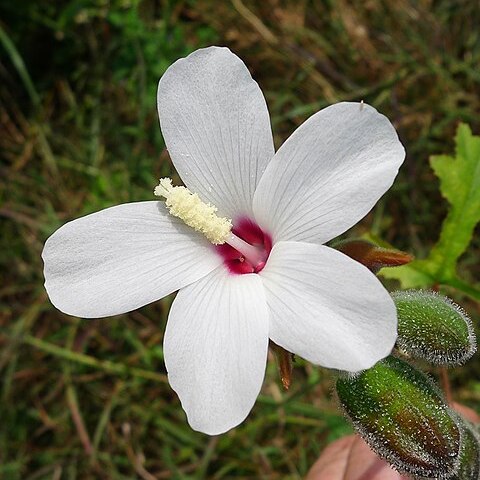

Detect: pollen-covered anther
154,177,232,245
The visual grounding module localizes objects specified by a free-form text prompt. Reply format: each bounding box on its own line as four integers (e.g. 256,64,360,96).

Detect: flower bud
336,356,461,478
392,290,476,365
450,416,480,480
334,239,413,273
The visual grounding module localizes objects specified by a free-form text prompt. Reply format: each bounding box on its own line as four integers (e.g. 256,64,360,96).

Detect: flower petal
260,241,397,372
164,267,269,435
43,202,221,318
253,102,405,244
158,46,274,220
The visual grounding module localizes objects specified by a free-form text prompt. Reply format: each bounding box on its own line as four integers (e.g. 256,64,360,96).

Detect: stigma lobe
216,218,272,275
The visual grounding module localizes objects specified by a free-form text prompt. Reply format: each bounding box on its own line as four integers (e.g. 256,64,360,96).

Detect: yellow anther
154,178,232,245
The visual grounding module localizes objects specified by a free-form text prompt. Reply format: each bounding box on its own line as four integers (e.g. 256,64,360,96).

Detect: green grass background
1,0,479,478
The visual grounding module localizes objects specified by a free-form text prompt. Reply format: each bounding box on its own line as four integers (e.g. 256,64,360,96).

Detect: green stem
22,334,168,383
444,276,480,301
0,24,40,106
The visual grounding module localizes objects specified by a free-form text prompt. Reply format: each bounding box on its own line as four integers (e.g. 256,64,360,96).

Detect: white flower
42,46,405,435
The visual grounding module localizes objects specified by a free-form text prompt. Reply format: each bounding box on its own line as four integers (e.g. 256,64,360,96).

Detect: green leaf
381,261,433,288
381,124,480,300
428,123,480,277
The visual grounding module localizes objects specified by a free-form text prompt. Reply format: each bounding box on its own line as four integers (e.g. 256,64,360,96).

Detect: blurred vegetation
382,123,480,301
1,0,479,478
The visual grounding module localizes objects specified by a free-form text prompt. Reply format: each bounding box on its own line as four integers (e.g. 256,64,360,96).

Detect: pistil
154,178,232,245
154,178,271,274
225,232,267,270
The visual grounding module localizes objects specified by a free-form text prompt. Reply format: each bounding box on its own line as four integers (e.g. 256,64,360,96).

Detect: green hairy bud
392,290,476,366
336,356,461,478
450,417,480,480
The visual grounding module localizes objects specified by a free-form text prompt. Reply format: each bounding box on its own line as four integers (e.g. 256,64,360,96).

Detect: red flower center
215,218,272,274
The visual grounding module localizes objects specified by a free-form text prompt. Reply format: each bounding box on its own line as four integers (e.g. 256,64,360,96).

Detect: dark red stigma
215,218,272,275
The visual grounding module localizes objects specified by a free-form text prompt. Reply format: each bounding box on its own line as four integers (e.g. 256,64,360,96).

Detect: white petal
43,202,221,318
158,46,274,220
260,241,397,371
253,102,405,244
164,267,269,435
